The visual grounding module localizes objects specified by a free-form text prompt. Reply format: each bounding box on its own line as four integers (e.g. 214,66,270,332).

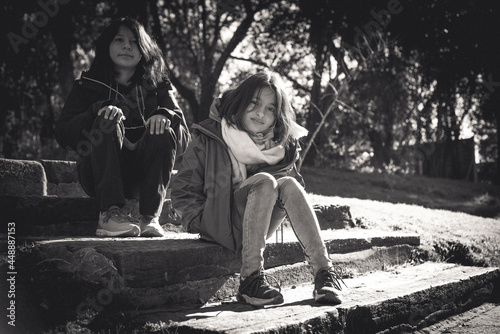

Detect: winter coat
171,116,304,254
55,72,190,157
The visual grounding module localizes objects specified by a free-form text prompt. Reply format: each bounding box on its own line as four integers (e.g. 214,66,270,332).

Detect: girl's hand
147,115,171,135
97,105,126,123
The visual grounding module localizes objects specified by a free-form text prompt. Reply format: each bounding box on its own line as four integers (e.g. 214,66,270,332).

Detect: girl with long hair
172,72,344,306
56,17,190,237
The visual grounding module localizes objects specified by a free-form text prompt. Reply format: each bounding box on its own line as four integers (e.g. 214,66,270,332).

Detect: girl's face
242,87,276,133
109,26,142,71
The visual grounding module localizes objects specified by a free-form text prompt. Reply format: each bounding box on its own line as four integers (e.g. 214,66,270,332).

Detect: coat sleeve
153,81,191,156
171,134,207,233
54,81,111,152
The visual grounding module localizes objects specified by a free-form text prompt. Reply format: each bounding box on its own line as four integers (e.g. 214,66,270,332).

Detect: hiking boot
313,266,346,304
237,271,284,306
139,215,165,237
96,206,140,237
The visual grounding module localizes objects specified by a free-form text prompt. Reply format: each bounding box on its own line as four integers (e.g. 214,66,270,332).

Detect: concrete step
14,230,419,323
115,262,500,334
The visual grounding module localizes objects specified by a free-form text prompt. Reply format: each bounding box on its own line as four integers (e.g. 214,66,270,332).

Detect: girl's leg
234,172,285,306
79,116,139,237
276,176,331,274
277,177,344,304
87,115,126,211
135,127,176,217
233,173,280,278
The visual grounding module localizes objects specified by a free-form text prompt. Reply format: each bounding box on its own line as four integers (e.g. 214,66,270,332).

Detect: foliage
1,0,499,183
0,0,115,160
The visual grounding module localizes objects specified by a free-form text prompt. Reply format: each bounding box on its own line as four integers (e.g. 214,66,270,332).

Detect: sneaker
237,271,284,306
96,206,140,237
313,266,346,304
139,215,165,237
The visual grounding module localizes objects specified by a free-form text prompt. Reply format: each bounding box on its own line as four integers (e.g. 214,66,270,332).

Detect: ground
301,167,500,334
301,166,500,267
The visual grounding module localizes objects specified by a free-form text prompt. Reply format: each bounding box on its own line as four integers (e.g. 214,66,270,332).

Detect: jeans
77,115,176,217
233,172,331,278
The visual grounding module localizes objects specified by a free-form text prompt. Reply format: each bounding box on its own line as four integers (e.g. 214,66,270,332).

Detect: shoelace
104,208,133,224
257,272,282,293
323,265,347,291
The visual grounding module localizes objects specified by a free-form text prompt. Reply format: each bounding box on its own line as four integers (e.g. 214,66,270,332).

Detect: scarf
221,118,285,185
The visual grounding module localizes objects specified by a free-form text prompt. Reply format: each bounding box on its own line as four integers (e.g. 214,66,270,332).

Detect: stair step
17,230,419,314
123,263,500,334
28,230,419,287
0,195,180,235
1,195,98,224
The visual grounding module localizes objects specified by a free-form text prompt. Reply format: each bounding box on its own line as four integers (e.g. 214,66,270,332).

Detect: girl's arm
171,134,207,234
152,81,191,155
55,81,112,152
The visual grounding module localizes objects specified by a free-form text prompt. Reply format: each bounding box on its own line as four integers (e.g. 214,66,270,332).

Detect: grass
301,166,500,267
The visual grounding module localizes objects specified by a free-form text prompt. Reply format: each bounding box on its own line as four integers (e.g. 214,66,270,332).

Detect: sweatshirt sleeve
152,81,191,156
171,134,208,234
54,80,111,152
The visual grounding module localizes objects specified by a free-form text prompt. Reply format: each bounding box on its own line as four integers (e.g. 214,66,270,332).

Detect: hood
209,97,223,123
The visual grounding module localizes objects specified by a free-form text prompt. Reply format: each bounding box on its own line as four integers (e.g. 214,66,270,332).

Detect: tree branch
229,55,311,94
212,0,264,81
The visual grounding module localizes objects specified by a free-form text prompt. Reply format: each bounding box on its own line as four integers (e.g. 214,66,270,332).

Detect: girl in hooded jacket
55,17,190,238
171,72,344,306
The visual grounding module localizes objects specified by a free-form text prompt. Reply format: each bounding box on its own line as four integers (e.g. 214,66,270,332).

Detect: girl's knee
280,176,301,188
86,115,122,146
144,127,176,149
93,114,122,137
250,173,278,193
279,176,304,196
253,172,278,186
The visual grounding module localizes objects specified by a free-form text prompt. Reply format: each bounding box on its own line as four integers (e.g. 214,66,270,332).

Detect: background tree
153,0,274,123
1,0,498,183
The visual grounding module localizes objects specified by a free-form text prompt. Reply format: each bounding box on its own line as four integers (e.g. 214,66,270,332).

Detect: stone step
0,158,355,233
114,263,500,334
0,195,180,234
14,230,419,321
0,158,83,197
0,195,354,236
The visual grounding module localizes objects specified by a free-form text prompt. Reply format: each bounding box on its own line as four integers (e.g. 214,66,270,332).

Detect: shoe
313,266,346,304
237,271,284,306
96,206,140,237
139,216,165,237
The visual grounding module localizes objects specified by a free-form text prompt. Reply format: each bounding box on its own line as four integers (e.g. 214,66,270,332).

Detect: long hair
87,17,168,86
219,72,296,146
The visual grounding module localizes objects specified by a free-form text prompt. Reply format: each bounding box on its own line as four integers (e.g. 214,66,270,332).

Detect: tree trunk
199,76,218,122
495,110,500,185
304,30,328,166
49,11,76,100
